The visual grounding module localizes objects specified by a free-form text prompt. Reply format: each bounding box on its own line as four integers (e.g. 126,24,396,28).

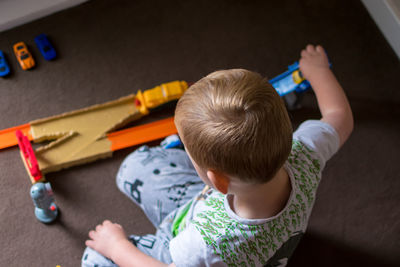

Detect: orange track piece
108,117,177,151
0,118,177,152
0,123,32,150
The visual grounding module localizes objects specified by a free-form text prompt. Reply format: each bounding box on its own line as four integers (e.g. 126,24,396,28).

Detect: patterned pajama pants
81,145,204,267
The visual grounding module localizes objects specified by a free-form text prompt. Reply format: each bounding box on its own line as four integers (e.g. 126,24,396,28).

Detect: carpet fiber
0,0,399,266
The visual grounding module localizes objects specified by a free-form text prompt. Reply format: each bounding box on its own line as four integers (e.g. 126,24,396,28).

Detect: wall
0,0,88,32
362,0,400,59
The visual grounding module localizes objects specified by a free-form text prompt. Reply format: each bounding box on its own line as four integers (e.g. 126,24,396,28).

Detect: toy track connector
16,130,43,183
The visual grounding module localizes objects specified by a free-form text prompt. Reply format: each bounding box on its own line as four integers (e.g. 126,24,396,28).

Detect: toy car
140,81,188,109
269,62,310,97
13,42,35,70
34,34,56,60
0,50,11,77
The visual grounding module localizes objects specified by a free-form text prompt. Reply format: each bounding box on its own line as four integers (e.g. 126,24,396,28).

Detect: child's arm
86,220,176,267
299,44,354,147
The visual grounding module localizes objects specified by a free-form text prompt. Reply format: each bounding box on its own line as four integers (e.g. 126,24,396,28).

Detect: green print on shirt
191,141,321,266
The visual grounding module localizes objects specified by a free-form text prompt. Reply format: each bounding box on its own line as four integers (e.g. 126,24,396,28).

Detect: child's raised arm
299,44,354,147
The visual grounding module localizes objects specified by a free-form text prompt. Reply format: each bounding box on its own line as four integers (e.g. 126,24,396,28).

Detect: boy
82,44,353,267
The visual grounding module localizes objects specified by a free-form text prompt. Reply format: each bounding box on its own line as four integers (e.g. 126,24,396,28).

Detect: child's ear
207,170,229,194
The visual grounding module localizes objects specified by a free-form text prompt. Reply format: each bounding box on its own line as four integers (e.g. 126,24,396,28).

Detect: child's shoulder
288,139,322,174
292,120,340,170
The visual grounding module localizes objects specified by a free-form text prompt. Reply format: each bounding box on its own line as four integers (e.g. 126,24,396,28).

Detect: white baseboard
362,0,400,60
0,0,88,32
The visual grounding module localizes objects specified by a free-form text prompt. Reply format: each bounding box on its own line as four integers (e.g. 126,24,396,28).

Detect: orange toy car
13,42,35,70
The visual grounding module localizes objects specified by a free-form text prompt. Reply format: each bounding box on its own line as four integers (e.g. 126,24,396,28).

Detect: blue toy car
34,34,56,60
0,50,11,77
269,62,311,97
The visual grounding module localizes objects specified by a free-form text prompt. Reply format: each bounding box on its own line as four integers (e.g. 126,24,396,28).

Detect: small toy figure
34,34,57,61
0,50,11,77
13,42,35,70
30,182,58,223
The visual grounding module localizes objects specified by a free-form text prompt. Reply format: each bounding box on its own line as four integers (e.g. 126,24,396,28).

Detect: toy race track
0,62,311,184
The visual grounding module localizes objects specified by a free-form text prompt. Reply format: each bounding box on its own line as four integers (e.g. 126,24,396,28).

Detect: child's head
175,69,292,184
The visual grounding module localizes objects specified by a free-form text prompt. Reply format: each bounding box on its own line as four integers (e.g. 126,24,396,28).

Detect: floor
0,0,399,266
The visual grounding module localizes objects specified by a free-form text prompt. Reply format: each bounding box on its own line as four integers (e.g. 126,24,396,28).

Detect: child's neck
228,167,291,219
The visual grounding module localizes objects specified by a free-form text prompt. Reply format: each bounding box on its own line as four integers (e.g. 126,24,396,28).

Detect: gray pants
82,145,204,267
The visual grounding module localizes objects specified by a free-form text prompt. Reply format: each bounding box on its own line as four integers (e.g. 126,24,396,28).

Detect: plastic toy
16,130,43,182
139,82,187,109
270,59,331,109
34,34,56,61
30,182,58,223
0,123,32,150
0,81,186,183
13,42,35,70
0,50,11,77
269,61,311,110
136,81,188,115
269,61,310,97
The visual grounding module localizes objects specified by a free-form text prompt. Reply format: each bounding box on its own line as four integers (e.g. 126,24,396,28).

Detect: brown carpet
0,0,399,266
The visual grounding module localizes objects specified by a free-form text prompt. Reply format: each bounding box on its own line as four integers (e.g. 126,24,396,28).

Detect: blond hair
175,69,292,184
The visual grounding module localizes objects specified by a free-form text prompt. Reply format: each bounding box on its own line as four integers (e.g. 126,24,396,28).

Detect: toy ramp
30,94,142,176
0,81,187,184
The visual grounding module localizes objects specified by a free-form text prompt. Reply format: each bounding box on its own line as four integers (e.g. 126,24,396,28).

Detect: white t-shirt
169,120,340,267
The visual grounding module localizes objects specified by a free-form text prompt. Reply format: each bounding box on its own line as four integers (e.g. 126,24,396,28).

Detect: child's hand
299,45,330,81
85,220,129,260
